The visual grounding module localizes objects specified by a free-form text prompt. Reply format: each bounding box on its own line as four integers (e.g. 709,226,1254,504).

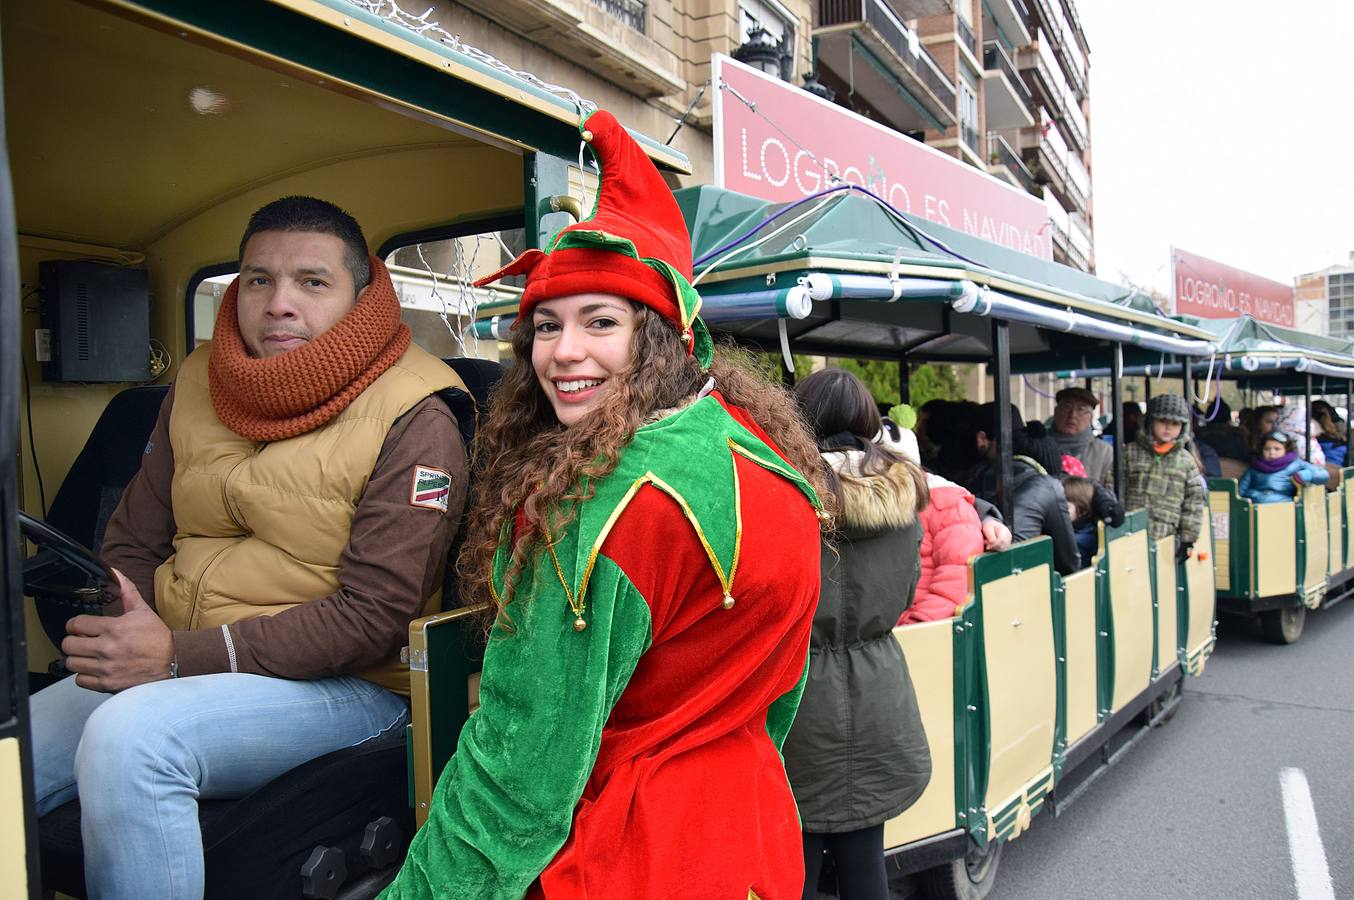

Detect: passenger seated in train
1242,404,1283,455
1311,400,1348,466
1278,404,1326,466
1049,386,1114,489
946,403,1081,575
1188,408,1223,479
1119,399,1143,445
877,414,1012,560
879,423,991,624
1062,476,1100,568
1123,394,1206,563
29,197,468,899
1238,430,1329,504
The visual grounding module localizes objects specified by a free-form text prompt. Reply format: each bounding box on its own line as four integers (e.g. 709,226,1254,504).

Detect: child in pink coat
900,472,986,624
879,422,990,625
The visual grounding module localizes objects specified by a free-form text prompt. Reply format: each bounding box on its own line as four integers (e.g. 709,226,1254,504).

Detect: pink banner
711,55,1052,260
1171,247,1294,326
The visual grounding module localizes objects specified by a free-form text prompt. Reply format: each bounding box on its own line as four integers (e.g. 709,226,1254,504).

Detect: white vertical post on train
1111,343,1125,501
992,319,1014,526
1304,373,1313,462
1181,354,1192,436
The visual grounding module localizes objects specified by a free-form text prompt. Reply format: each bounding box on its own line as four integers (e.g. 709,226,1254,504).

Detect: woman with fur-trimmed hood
784,368,932,899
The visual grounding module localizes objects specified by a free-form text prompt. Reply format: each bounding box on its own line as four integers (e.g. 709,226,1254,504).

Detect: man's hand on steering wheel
62,570,174,693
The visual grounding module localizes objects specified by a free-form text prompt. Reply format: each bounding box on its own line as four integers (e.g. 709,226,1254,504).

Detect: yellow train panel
1328,492,1343,576
1185,513,1216,674
1209,490,1232,592
1254,502,1297,598
1061,568,1098,746
1108,531,1153,713
980,566,1057,818
1154,536,1178,673
0,738,27,898
884,619,957,849
1303,485,1328,599
1346,485,1354,572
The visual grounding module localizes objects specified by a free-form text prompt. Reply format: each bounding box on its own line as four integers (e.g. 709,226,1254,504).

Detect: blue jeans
31,673,410,900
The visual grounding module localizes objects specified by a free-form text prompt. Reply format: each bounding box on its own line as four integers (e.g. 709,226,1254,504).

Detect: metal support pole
993,320,1014,526
1111,343,1125,501
1347,380,1353,464
1144,374,1151,402
1182,356,1194,417
1305,373,1313,461
899,357,910,405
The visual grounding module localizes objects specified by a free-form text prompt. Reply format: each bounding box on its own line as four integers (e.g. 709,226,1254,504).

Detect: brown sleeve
99,383,177,611
172,396,468,678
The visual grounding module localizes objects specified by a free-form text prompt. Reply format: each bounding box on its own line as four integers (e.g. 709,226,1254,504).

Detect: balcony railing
820,0,959,112
989,132,1038,194
916,40,958,109
956,14,977,57
588,0,646,33
983,41,1033,108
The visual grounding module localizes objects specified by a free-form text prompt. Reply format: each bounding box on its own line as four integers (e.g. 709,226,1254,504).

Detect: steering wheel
19,511,116,614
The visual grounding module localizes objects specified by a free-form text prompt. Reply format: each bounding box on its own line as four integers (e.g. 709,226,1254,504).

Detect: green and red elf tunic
381,392,822,899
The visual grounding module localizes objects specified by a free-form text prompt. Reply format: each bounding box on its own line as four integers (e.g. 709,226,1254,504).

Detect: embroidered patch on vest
410,465,452,512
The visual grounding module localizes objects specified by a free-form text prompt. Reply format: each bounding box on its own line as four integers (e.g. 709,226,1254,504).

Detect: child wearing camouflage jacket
1123,393,1207,561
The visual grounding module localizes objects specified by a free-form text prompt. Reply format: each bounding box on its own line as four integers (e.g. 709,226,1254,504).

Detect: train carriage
1052,314,1354,645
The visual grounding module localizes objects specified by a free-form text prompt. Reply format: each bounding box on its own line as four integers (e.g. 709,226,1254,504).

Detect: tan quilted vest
155,342,462,695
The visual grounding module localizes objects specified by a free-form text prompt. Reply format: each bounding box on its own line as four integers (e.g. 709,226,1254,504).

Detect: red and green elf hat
474,109,713,369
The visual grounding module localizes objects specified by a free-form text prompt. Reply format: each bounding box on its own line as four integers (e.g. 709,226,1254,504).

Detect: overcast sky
1078,0,1354,293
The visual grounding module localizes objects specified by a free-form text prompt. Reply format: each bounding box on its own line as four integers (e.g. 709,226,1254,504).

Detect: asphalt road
989,598,1354,899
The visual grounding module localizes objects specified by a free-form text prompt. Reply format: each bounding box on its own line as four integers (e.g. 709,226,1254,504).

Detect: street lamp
734,25,790,80
801,71,835,101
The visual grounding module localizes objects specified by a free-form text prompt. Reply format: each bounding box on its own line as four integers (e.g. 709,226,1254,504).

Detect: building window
960,80,980,155
588,0,646,33
738,0,798,79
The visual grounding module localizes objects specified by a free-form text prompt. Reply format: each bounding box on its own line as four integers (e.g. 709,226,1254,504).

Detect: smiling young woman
380,111,833,899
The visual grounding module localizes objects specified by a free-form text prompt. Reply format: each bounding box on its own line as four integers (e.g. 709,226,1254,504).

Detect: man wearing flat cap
1051,386,1113,489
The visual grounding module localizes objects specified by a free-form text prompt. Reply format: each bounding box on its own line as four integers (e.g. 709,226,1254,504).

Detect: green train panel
880,509,1211,861
1208,475,1354,615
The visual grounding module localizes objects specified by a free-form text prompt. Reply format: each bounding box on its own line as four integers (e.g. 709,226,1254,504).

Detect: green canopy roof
675,186,1212,362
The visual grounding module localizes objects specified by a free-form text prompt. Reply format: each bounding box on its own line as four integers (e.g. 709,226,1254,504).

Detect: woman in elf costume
380,110,830,899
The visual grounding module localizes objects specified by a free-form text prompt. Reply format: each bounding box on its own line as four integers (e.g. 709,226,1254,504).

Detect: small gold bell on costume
722,593,735,610
816,509,832,525
680,329,693,346
581,129,594,142
574,616,587,632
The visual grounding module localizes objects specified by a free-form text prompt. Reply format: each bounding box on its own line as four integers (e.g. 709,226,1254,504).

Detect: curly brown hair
458,306,831,617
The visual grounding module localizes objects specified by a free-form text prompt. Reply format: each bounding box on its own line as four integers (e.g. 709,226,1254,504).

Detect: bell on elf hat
474,110,713,369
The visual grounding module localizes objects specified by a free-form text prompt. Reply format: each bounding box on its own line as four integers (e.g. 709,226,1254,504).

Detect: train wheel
920,839,1002,900
1259,604,1306,645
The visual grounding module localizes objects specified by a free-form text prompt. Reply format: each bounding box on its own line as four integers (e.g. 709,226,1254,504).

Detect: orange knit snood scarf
208,254,411,442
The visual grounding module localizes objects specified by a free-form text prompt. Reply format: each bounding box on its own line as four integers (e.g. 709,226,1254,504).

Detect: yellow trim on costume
576,475,656,609
569,452,751,625
543,522,584,622
728,438,819,510
645,472,738,597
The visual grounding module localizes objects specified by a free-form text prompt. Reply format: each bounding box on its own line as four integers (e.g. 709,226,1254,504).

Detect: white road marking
1280,767,1336,900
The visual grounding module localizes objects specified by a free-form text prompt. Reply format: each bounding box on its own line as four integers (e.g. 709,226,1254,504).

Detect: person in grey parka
784,368,932,900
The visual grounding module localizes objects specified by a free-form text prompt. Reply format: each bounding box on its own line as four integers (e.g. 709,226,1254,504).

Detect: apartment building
1297,255,1354,340
361,0,1091,272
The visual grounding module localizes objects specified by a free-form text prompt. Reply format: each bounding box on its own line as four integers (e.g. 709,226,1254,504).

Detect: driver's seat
35,356,502,899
